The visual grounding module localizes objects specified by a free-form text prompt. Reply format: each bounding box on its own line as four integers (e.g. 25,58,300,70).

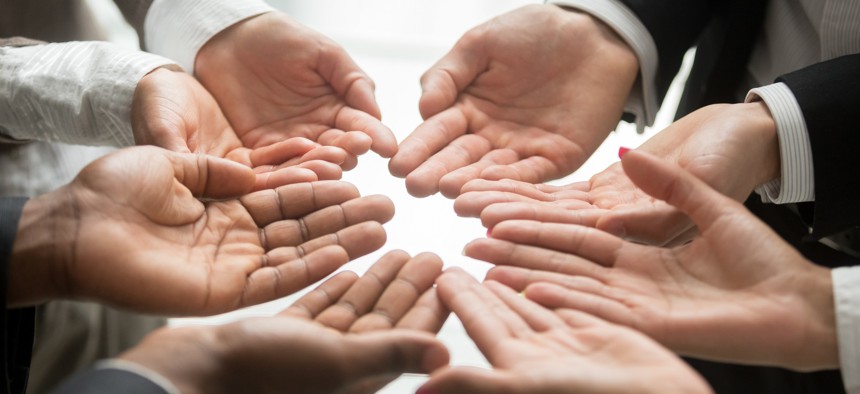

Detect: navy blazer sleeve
777,54,860,238
0,198,36,394
52,368,169,394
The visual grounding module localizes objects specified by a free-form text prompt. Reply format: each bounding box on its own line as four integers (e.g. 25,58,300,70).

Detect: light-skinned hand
417,268,712,394
454,102,780,245
10,146,394,315
466,150,836,371
133,67,346,190
195,12,398,171
389,4,638,198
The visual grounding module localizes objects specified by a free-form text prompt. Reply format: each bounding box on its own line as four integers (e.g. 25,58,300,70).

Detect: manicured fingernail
486,226,494,238
618,147,631,158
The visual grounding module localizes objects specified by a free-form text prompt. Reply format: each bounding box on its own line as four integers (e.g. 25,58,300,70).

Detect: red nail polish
618,147,631,158
486,226,494,238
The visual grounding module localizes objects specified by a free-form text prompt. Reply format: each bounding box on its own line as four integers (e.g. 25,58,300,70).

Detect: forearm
0,41,175,146
8,187,78,307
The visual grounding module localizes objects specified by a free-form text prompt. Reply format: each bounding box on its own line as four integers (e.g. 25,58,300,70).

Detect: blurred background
87,0,687,391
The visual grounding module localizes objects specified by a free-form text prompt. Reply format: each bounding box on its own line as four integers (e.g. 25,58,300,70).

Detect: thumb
621,150,741,234
419,366,515,394
419,38,488,119
167,152,255,200
344,331,449,382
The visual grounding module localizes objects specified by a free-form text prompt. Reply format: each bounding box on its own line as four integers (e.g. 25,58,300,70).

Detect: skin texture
133,67,346,190
454,102,780,246
465,151,836,371
10,146,394,315
418,269,712,394
118,251,451,394
388,4,638,198
195,12,398,171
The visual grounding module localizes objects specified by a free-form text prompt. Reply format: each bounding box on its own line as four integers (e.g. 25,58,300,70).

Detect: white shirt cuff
144,0,275,73
95,359,182,394
546,0,659,132
747,82,815,204
832,267,860,394
0,42,176,147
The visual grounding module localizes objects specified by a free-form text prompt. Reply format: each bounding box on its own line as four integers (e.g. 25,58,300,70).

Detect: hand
455,103,780,245
466,150,836,371
117,316,448,394
282,250,449,334
133,67,346,190
195,12,398,171
418,269,711,394
115,251,451,394
389,4,638,198
10,146,394,315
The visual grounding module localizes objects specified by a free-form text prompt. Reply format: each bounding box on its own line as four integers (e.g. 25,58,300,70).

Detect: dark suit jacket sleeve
777,54,860,238
52,368,170,394
0,198,36,394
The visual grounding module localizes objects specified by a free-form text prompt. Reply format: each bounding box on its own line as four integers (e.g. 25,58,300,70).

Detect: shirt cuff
95,359,181,394
747,82,815,204
144,0,275,73
832,267,860,394
546,0,659,132
0,42,176,147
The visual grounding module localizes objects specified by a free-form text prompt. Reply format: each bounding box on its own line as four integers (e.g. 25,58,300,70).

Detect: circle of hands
39,5,836,394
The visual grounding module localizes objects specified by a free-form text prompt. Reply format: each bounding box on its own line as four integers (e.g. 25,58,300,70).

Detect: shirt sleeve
746,82,815,204
0,41,176,147
832,266,860,394
143,0,275,74
545,0,658,132
51,360,179,394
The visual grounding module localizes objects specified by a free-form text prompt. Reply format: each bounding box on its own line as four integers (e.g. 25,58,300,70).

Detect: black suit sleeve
0,198,36,394
777,54,860,238
52,368,170,394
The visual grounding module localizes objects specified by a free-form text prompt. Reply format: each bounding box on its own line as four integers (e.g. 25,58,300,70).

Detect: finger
240,245,349,308
438,149,519,198
344,330,450,378
318,128,373,157
486,266,607,295
280,271,359,319
396,288,450,333
406,134,492,197
524,282,635,329
621,150,742,233
334,107,398,158
260,195,394,248
454,190,547,218
248,138,318,167
388,108,468,179
325,49,381,119
463,238,608,279
350,252,444,332
480,156,563,185
555,308,615,330
420,367,518,394
278,146,348,168
168,152,255,199
436,268,531,360
459,177,558,199
314,250,412,331
264,221,387,260
485,280,566,332
480,203,603,230
490,220,623,267
253,168,318,191
595,205,692,246
418,35,488,119
240,181,360,227
294,160,343,181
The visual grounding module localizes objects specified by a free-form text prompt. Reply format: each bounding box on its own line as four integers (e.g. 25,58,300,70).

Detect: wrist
9,187,79,306
738,101,780,187
792,264,838,371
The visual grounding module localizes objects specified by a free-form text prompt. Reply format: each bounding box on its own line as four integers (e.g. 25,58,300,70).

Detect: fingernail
618,147,631,158
486,226,494,238
416,387,435,394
